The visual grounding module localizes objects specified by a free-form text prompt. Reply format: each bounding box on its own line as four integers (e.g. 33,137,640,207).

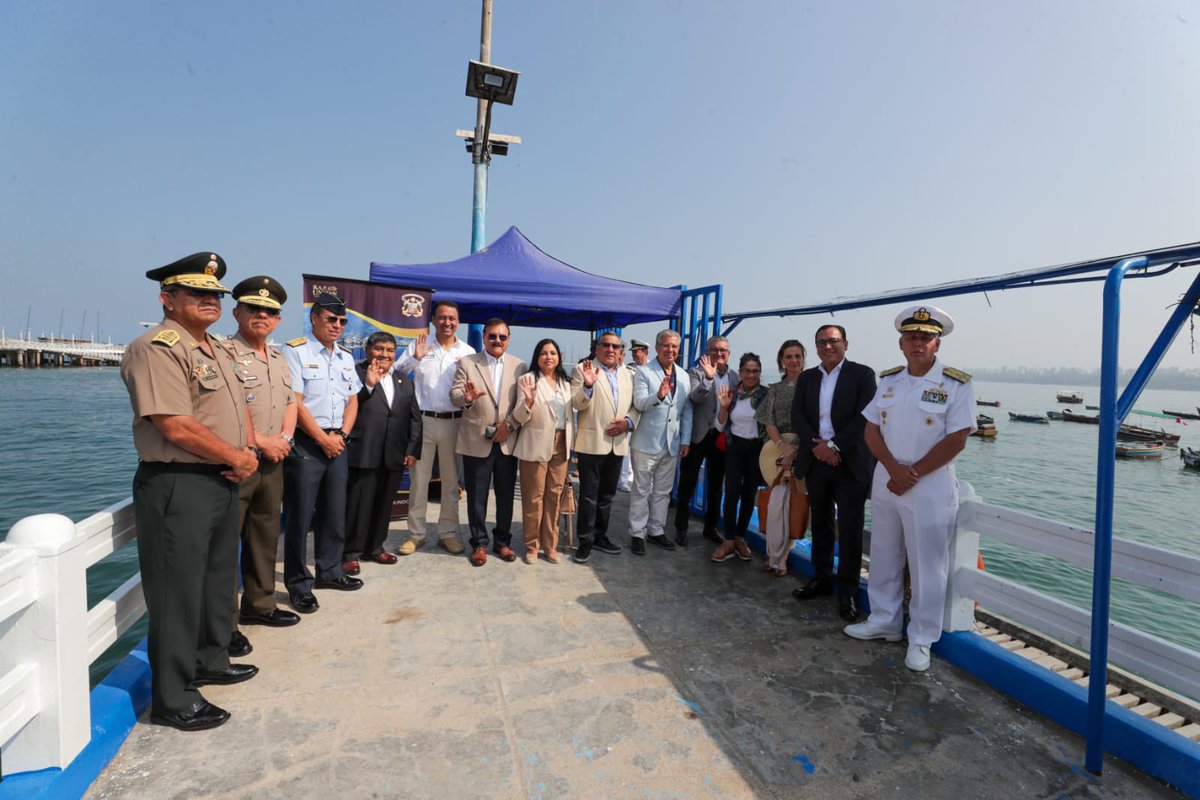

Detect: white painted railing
0,500,144,776
946,481,1200,702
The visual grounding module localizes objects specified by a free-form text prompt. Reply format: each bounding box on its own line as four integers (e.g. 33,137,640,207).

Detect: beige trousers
407,415,461,540
519,430,569,554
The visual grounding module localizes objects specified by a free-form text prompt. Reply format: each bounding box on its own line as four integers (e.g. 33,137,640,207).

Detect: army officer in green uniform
120,252,260,731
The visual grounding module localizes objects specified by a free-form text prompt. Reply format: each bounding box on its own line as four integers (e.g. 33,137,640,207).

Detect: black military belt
138,461,225,475
421,411,463,419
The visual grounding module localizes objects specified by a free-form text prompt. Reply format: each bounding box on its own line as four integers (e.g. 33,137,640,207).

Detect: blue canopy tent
369,226,683,333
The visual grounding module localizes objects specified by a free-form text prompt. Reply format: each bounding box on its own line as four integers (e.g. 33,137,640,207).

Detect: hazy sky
3,1,1200,375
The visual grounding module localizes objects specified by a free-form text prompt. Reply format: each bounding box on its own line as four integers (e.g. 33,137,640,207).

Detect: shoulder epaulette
286,337,308,347
150,330,180,348
943,366,971,383
879,365,904,377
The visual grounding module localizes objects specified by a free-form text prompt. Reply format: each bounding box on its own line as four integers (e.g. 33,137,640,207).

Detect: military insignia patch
943,367,971,383
920,388,948,405
287,337,308,347
151,330,180,348
193,362,219,382
879,365,904,377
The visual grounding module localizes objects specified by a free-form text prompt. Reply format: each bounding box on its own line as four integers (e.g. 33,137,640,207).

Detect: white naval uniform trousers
861,359,975,648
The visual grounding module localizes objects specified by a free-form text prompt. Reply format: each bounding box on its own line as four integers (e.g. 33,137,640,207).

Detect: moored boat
1115,440,1165,459
1061,410,1099,424
1181,447,1200,469
977,399,1000,407
1009,412,1049,424
1164,409,1200,420
1056,390,1084,404
1046,410,1064,420
1117,424,1181,447
976,413,995,425
970,422,998,438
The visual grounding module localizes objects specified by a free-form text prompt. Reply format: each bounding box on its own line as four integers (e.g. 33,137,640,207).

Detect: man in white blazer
571,331,640,563
628,329,693,556
451,318,527,566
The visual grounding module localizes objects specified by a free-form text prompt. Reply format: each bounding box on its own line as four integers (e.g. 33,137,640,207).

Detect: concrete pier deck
86,493,1181,799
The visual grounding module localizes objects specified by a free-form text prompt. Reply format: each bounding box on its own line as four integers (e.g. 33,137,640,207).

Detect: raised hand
519,373,537,406
580,359,599,388
364,359,388,388
717,384,733,411
462,379,480,405
413,332,430,361
698,354,716,380
657,373,672,400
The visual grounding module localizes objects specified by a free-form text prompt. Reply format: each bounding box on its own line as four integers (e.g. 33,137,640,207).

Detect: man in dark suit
343,332,422,572
791,324,876,621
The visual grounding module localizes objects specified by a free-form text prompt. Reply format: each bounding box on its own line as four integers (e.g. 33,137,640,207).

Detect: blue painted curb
0,640,151,800
934,630,1200,799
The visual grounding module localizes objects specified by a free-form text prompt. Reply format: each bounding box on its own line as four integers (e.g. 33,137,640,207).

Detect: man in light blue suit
629,329,693,556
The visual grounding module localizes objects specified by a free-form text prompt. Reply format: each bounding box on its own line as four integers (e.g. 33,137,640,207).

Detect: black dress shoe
191,663,259,687
151,700,230,732
674,527,689,547
631,537,646,556
227,630,253,658
838,594,860,622
240,608,301,627
289,592,320,614
647,534,677,551
314,575,364,591
792,577,834,601
573,541,593,563
593,536,623,555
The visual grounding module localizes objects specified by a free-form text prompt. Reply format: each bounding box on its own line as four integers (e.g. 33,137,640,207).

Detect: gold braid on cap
913,308,930,322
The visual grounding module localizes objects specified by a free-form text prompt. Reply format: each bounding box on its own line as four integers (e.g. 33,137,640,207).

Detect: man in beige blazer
452,318,527,566
571,331,639,563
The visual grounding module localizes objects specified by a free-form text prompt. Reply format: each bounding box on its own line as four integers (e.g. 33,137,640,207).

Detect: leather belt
138,461,225,475
421,410,463,419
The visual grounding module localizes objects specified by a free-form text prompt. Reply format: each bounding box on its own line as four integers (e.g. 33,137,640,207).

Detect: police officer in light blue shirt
280,293,364,613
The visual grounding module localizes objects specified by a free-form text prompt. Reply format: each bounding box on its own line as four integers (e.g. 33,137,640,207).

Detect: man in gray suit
629,329,693,556
674,335,734,546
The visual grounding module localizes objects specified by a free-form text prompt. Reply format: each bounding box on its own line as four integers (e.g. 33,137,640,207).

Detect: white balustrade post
945,480,981,632
1,514,90,774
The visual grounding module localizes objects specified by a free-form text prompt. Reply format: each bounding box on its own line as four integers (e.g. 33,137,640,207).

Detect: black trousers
722,435,763,540
133,462,238,715
344,465,406,560
806,459,869,592
282,432,349,595
675,428,725,530
576,451,623,544
462,443,517,549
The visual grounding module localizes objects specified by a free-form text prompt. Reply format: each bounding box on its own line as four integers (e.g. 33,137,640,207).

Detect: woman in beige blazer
512,338,575,563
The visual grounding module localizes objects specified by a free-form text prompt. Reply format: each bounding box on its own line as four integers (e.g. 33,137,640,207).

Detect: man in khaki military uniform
222,277,300,659
120,252,261,732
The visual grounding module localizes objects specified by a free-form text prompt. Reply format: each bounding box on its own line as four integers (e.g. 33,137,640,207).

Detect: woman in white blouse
712,352,770,563
513,338,575,563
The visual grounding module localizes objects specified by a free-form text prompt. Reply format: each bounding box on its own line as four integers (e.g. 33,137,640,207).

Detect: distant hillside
964,366,1200,391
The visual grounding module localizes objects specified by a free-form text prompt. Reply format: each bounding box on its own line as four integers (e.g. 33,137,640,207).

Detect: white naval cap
894,304,954,336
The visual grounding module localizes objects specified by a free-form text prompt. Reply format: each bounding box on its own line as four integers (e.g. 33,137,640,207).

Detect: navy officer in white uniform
843,304,975,672
281,292,364,613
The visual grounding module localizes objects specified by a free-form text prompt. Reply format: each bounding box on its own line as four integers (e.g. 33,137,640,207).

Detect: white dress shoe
905,644,931,672
843,621,903,642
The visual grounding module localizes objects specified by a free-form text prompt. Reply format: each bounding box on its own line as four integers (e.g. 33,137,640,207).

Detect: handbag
756,469,809,540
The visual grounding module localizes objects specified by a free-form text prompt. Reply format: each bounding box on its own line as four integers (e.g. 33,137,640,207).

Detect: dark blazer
347,363,422,470
791,360,876,484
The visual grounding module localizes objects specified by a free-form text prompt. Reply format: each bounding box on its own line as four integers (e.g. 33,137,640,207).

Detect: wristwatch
248,446,262,458
504,419,516,433
335,430,350,441
282,434,296,447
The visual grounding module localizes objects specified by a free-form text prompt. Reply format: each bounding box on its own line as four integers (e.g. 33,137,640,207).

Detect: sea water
2,369,1198,683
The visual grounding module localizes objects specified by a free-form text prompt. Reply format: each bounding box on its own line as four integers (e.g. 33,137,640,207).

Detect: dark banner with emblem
299,274,433,360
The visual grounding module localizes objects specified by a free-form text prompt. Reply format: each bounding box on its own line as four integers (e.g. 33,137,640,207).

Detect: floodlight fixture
466,60,520,105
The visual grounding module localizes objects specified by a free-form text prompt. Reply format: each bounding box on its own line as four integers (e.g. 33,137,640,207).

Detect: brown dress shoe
341,559,361,576
734,538,752,560
369,551,398,565
470,547,487,567
493,545,517,562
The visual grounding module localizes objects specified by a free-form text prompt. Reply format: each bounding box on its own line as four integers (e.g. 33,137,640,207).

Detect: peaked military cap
629,338,650,351
312,292,347,317
146,252,230,292
233,275,287,310
895,304,955,336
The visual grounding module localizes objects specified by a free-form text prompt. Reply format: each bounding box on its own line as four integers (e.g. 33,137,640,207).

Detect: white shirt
396,337,474,413
485,352,504,400
818,358,844,441
546,381,569,430
366,365,395,406
861,358,976,468
729,395,758,439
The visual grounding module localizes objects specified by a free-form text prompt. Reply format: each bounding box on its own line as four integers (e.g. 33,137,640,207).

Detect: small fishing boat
1009,412,1049,424
1115,440,1164,459
976,413,995,425
970,422,998,438
1056,391,1084,404
1117,424,1181,447
1046,410,1064,420
1163,409,1200,421
1182,448,1200,469
976,399,1000,407
1061,410,1099,424
1085,405,1099,411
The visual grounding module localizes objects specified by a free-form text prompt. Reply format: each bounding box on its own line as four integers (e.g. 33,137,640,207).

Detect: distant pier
0,336,124,367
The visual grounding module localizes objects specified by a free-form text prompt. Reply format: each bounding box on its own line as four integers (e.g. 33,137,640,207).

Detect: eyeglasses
710,347,730,354
597,342,621,349
815,338,844,347
180,288,226,299
486,333,508,341
322,316,348,326
241,305,280,317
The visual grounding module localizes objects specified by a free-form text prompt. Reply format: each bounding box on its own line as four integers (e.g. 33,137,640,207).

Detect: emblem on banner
311,284,339,297
401,293,425,318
